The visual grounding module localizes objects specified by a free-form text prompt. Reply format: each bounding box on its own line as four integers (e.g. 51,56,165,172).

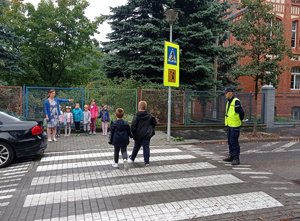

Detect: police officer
223,87,244,165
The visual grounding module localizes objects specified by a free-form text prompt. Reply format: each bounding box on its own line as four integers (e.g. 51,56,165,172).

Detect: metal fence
24,87,84,120
0,86,22,115
139,89,262,125
183,91,263,125
86,88,138,121
140,89,185,124
0,86,268,125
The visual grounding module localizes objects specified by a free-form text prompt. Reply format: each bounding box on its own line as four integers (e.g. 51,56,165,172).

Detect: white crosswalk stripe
273,141,298,152
44,146,168,156
0,189,16,194
0,195,12,200
0,174,25,180
2,171,28,176
34,192,283,221
242,141,300,154
0,167,28,174
36,155,196,172
285,193,300,197
238,171,273,175
31,162,216,186
24,174,243,207
0,184,18,189
0,202,9,207
41,148,182,162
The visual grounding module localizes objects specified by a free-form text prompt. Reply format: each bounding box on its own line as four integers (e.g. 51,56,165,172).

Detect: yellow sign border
164,41,180,87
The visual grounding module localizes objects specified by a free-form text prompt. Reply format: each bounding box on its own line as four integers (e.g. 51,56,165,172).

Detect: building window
292,21,298,48
291,67,300,89
292,0,300,4
292,107,300,120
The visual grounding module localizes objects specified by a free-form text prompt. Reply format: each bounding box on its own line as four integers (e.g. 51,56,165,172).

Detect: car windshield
0,110,26,121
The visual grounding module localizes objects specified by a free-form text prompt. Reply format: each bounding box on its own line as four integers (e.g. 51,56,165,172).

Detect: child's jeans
114,146,128,163
65,123,71,136
83,123,90,133
102,121,109,135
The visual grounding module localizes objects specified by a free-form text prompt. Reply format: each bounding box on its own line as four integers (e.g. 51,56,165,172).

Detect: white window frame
292,21,298,48
291,67,300,90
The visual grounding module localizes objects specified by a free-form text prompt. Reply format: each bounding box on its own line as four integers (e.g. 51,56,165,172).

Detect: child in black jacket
109,108,133,170
129,101,157,166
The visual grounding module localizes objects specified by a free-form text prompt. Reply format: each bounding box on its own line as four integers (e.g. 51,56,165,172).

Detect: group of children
56,99,110,137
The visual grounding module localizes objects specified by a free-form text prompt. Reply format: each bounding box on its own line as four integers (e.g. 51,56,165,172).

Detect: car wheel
0,142,14,168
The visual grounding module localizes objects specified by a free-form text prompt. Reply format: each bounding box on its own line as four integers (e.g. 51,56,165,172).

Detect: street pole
164,9,178,142
167,24,173,142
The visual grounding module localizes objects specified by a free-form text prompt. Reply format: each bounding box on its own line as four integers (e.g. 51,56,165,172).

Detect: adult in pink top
89,99,99,134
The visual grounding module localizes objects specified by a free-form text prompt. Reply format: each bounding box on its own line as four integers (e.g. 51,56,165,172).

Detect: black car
0,111,47,168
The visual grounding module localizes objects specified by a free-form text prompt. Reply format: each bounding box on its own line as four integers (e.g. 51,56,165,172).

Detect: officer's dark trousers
227,126,240,157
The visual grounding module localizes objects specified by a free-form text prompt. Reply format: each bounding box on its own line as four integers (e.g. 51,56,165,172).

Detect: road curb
171,136,300,145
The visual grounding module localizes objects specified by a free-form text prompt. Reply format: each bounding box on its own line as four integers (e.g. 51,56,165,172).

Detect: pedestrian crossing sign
164,41,179,87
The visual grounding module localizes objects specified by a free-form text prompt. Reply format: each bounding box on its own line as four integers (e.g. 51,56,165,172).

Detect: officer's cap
224,87,234,93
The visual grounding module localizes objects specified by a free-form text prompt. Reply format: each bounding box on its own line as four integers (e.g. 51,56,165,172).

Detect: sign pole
167,24,173,142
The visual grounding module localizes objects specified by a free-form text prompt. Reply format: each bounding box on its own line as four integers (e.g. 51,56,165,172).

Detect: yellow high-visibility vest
225,97,242,127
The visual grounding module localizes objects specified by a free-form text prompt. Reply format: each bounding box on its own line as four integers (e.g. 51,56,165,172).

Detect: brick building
227,0,300,120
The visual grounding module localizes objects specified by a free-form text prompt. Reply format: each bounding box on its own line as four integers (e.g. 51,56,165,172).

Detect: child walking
64,106,73,136
72,103,83,136
99,105,110,135
109,108,132,170
83,105,91,135
129,101,157,166
89,99,99,135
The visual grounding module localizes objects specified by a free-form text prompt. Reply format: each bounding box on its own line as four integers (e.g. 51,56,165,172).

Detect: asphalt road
202,140,300,183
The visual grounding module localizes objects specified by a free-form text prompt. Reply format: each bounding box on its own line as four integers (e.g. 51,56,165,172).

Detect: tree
0,0,22,85
230,0,290,96
102,0,229,91
1,0,105,86
230,0,290,130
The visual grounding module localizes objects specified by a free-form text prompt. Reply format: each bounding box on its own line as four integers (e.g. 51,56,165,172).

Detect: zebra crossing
1,143,300,220
16,145,298,220
0,162,31,217
242,141,300,154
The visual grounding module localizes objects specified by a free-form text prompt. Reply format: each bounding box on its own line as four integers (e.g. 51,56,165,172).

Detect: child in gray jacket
83,105,91,135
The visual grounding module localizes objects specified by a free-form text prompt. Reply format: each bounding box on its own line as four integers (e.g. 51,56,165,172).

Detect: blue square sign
167,46,177,65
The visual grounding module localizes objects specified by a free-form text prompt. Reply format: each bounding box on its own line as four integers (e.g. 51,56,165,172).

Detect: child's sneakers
112,163,119,168
123,159,129,171
128,156,134,163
